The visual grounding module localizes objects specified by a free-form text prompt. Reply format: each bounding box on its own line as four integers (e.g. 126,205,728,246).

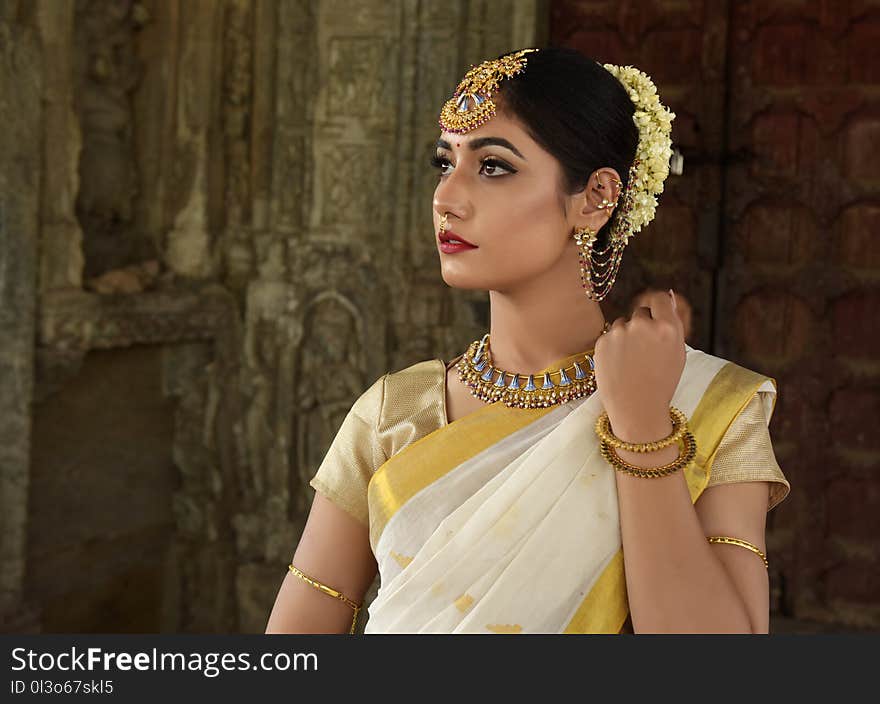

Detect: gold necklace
455,323,610,409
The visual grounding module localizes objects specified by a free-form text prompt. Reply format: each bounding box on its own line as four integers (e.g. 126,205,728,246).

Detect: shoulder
382,357,447,422
347,372,388,425
683,347,790,510
683,343,777,418
378,358,447,455
350,358,446,425
385,358,448,389
684,344,774,388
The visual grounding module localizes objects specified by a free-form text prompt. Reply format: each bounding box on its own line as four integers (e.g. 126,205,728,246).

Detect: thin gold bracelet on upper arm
706,536,769,569
288,563,362,634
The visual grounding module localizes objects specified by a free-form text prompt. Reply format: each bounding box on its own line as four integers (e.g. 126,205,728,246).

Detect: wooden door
551,0,880,631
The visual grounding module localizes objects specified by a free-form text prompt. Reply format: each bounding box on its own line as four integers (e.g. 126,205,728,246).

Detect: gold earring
597,198,618,210
572,224,626,302
573,225,598,300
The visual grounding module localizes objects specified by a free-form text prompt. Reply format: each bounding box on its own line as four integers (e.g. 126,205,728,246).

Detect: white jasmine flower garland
602,64,676,243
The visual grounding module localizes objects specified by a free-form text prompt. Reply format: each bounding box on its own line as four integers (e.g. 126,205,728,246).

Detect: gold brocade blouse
309,356,791,529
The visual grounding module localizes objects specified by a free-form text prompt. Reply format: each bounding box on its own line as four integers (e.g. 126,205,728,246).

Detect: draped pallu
364,345,779,634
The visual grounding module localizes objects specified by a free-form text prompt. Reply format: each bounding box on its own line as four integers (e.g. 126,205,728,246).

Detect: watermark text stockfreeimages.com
10,646,318,679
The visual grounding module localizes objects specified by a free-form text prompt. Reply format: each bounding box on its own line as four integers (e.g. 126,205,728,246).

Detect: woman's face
431,105,585,293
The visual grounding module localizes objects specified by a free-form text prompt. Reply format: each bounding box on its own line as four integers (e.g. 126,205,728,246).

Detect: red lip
438,230,478,247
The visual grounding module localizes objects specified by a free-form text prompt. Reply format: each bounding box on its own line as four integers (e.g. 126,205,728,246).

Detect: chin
439,267,489,291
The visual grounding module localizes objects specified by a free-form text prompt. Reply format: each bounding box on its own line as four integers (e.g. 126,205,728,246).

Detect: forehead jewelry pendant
438,48,539,134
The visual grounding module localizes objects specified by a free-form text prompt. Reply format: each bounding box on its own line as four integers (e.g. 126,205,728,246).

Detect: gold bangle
288,563,362,634
706,536,769,569
599,429,697,478
595,407,688,453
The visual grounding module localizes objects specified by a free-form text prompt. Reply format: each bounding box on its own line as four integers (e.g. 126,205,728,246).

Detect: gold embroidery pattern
389,550,413,569
454,594,475,612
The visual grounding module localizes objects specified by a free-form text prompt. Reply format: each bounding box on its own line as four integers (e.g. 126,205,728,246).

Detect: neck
487,258,607,374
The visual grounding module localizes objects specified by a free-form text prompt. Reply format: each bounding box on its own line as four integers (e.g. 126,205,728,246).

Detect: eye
480,158,514,177
428,153,515,178
429,153,451,175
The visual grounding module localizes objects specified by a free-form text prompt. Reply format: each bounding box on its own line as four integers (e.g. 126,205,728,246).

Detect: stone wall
0,0,543,633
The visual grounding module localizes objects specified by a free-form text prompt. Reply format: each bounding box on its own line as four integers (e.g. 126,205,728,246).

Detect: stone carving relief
223,0,253,228
242,287,300,505
295,293,366,517
233,238,301,564
318,143,386,227
73,0,150,277
271,133,307,232
270,1,316,234
326,36,393,122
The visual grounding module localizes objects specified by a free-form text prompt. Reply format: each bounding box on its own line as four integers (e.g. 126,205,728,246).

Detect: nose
432,163,471,223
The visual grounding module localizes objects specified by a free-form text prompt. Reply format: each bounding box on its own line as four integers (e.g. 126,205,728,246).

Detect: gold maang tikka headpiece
438,48,539,134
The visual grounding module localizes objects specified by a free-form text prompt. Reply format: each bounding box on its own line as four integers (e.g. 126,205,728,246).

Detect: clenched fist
593,289,687,442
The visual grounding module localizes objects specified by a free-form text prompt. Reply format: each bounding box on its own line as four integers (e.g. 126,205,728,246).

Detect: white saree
363,344,782,634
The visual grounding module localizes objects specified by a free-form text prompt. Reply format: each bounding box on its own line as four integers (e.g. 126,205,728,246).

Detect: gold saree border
563,360,771,634
367,400,557,551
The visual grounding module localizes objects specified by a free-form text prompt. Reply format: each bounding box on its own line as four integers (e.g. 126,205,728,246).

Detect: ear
573,167,624,232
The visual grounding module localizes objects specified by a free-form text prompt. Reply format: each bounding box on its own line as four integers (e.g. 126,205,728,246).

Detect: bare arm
265,492,378,633
613,413,770,633
596,291,775,632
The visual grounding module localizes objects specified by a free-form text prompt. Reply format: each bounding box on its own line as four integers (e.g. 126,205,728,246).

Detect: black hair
493,45,639,234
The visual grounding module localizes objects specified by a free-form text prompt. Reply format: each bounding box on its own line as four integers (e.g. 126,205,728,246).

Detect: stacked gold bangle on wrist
596,406,688,452
288,563,362,634
595,406,697,478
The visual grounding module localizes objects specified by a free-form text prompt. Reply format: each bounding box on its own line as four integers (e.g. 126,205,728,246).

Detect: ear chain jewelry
573,222,627,302
288,563,362,634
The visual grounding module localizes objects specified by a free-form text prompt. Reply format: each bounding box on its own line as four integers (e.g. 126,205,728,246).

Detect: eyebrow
435,136,526,161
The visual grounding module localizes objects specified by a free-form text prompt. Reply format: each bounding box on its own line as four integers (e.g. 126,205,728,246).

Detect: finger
609,316,627,331
630,305,653,321
643,288,678,324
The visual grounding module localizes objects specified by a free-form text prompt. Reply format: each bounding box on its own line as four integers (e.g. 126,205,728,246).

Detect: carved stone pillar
36,0,84,292
0,2,42,631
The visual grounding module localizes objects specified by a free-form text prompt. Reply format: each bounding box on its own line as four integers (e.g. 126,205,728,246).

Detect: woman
266,46,790,634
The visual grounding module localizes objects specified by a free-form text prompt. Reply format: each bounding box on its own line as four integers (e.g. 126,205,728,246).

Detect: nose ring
439,213,448,232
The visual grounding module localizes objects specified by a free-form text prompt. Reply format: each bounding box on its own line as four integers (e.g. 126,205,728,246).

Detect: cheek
490,182,568,263
438,182,569,288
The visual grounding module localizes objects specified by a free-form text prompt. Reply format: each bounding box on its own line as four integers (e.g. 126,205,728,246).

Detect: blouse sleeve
308,374,388,527
706,390,791,512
